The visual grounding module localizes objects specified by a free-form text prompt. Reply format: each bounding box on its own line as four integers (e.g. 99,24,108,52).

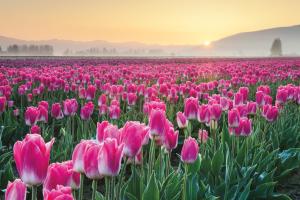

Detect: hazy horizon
1,0,300,45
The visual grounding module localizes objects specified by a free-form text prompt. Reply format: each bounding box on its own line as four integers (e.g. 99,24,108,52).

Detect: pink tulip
184,97,199,120
198,129,209,143
231,117,252,136
98,138,124,177
43,185,74,200
197,104,211,124
149,109,167,137
27,93,33,102
181,137,199,164
99,104,108,115
8,100,14,108
13,109,20,117
262,105,279,122
51,103,64,119
210,104,222,121
86,85,96,100
163,127,179,152
25,106,40,126
255,91,265,106
5,179,26,200
96,121,120,143
13,134,55,185
72,140,95,173
44,161,80,191
247,101,257,115
234,92,243,107
38,104,49,123
83,143,103,179
176,111,188,128
119,121,149,157
0,96,7,113
276,89,288,104
220,97,229,111
109,104,121,119
98,94,107,106
228,109,240,127
30,125,41,134
39,101,49,110
80,101,94,120
63,99,78,116
238,87,249,103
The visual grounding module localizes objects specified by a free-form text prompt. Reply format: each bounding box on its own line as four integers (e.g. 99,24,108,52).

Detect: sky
1,0,300,45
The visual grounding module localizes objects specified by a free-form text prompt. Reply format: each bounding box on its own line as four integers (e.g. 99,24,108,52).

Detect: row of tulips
1,58,300,200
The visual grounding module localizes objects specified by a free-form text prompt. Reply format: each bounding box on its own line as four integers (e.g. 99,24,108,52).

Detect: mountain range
0,24,300,56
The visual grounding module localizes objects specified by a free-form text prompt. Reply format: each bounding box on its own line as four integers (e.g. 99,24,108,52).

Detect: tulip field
1,57,300,200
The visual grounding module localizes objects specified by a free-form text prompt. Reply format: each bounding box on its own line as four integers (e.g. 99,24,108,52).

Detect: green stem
105,177,111,200
78,173,84,200
92,180,98,200
116,157,127,199
183,164,188,200
31,186,37,200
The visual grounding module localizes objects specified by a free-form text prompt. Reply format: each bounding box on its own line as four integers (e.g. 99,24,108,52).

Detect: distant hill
211,24,300,56
1,24,300,56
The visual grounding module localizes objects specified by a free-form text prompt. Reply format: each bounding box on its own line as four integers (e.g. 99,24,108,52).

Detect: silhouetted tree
270,38,282,56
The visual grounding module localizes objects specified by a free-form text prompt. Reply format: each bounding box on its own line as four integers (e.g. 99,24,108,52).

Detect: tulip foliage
0,58,300,200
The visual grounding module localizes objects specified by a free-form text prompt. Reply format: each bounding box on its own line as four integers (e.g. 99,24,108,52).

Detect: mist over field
1,24,300,57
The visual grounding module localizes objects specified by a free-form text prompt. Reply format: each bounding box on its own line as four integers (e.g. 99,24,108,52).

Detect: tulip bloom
72,140,94,173
109,104,121,119
119,121,149,157
198,129,209,143
98,94,107,106
181,137,199,164
276,89,288,104
163,127,179,152
149,109,167,137
197,104,211,125
0,96,7,113
234,92,243,107
98,138,124,177
228,109,240,128
13,134,55,185
176,111,188,129
210,104,222,121
86,85,96,100
83,143,103,179
51,103,64,119
43,185,74,200
96,121,120,143
262,105,279,122
184,97,199,120
25,106,40,126
30,125,41,134
232,117,252,136
44,161,80,191
80,101,94,120
5,179,27,200
38,105,49,123
63,99,78,116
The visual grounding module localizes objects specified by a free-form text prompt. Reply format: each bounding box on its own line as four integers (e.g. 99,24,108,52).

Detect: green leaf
142,172,159,200
238,179,252,200
271,193,292,200
187,154,201,174
252,182,277,198
211,149,224,175
95,191,105,200
236,140,246,165
185,174,199,200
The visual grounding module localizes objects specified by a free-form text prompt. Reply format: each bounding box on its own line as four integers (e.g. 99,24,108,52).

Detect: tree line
0,44,54,56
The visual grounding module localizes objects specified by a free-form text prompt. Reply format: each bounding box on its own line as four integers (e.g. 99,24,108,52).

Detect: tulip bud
51,103,64,119
181,137,199,164
198,129,209,143
5,179,27,200
43,185,74,200
176,111,188,128
184,97,199,120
